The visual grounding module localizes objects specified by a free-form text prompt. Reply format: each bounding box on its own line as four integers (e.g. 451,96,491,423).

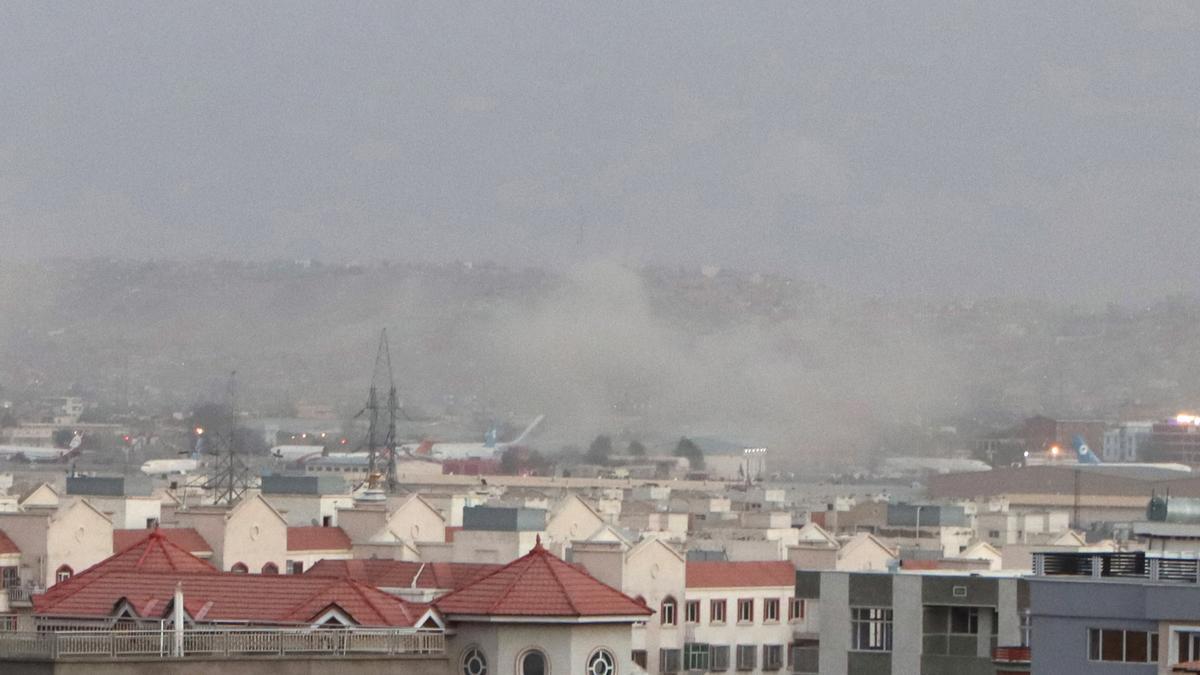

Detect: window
1088,628,1158,663
519,649,548,675
736,644,757,671
146,518,159,529
1,567,18,589
950,606,979,634
230,562,248,574
659,647,681,673
0,615,16,632
685,599,701,624
684,642,710,670
764,598,780,623
55,565,73,583
1178,631,1200,664
631,650,647,669
710,599,727,624
1020,610,1032,647
262,562,279,575
988,529,1001,538
586,648,615,675
851,607,893,652
661,596,677,626
290,560,304,574
462,646,488,675
763,644,784,671
322,515,333,527
737,598,754,623
790,598,806,621
710,645,730,671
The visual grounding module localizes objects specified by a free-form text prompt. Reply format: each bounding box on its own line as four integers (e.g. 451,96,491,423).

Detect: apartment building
1028,550,1200,674
813,570,1028,675
678,560,797,673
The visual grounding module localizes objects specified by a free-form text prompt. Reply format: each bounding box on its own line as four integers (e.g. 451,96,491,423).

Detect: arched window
587,648,616,675
262,562,279,575
55,565,73,583
230,562,249,574
461,646,488,675
519,649,547,675
660,596,677,626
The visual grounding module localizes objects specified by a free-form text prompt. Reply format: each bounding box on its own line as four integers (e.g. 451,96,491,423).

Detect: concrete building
260,474,353,527
1025,550,1200,674
65,475,161,529
812,570,1029,675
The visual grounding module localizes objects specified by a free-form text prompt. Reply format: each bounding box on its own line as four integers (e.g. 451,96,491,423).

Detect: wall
220,497,287,573
45,501,113,588
447,621,632,675
685,584,795,674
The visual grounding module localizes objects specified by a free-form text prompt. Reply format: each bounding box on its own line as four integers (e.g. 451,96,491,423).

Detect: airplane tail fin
1072,435,1101,464
509,415,545,446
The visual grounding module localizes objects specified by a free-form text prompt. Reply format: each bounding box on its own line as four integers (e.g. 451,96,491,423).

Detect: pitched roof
287,526,352,552
113,528,212,555
685,561,795,588
433,539,652,619
0,530,19,555
33,571,428,627
306,559,500,591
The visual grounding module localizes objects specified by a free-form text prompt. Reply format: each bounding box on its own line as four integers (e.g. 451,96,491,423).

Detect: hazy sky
2,2,1197,301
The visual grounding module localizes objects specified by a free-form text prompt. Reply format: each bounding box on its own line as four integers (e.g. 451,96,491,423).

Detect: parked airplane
140,434,203,476
0,432,83,462
1070,435,1191,476
269,444,327,464
401,415,545,460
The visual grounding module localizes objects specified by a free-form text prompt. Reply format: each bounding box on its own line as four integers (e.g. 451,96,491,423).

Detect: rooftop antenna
205,370,250,505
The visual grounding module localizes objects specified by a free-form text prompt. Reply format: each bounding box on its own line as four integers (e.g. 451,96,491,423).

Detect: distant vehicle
0,432,83,462
1069,435,1192,476
400,415,545,460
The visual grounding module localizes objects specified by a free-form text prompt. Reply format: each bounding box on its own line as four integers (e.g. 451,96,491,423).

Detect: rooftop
305,559,501,591
286,526,352,552
113,528,212,555
685,561,795,588
434,538,652,619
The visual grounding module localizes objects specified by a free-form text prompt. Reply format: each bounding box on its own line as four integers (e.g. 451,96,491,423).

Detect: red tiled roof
685,561,795,588
113,528,212,555
433,540,651,618
98,529,218,575
287,526,352,552
0,530,19,555
33,571,428,627
306,559,500,591
899,559,942,570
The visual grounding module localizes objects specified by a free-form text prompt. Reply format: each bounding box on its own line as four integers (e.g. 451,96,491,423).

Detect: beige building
172,493,287,573
0,498,113,588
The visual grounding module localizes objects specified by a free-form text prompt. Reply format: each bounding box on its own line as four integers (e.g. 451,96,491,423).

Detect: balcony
0,627,445,661
993,638,1032,667
5,585,42,607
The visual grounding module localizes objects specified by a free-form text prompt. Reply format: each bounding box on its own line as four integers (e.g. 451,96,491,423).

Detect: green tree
674,436,705,470
627,440,647,457
585,434,613,465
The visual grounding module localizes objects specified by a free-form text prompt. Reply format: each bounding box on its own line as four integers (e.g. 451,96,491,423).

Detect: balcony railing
992,646,1031,664
1034,551,1200,584
5,586,42,606
0,627,445,660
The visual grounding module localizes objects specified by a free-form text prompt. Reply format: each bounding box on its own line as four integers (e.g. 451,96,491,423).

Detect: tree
585,434,613,465
674,436,705,470
627,440,647,457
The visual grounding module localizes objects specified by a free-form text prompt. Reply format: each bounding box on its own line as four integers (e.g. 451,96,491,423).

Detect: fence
0,627,445,660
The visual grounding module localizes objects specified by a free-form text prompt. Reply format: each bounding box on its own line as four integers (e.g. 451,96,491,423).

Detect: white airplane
401,415,546,460
269,444,327,464
139,457,200,476
0,432,83,463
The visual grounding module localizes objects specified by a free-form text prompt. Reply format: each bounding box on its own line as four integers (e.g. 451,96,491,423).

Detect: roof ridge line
539,549,579,615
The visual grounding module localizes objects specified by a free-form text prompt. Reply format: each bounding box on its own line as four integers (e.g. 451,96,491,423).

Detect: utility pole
205,371,250,505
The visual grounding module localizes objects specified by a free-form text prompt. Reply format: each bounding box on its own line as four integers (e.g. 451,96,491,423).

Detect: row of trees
584,435,704,469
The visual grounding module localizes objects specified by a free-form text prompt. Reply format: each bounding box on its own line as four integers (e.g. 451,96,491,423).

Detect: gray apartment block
813,571,1027,675
1028,551,1200,674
